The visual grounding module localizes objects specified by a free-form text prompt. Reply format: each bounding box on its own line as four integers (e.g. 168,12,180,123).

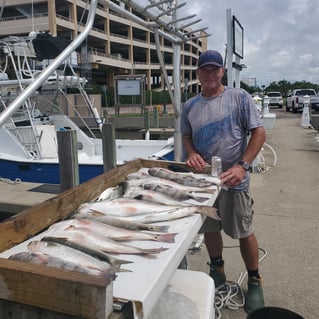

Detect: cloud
137,0,319,86
181,0,319,86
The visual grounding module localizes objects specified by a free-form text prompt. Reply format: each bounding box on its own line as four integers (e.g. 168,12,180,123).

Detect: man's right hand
186,153,208,171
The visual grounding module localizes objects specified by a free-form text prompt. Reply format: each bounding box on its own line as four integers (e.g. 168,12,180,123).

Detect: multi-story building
0,0,207,96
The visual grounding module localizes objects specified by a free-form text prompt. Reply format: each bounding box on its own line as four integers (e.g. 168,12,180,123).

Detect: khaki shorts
199,189,254,239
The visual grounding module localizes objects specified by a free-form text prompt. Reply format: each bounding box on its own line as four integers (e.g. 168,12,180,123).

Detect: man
181,50,266,313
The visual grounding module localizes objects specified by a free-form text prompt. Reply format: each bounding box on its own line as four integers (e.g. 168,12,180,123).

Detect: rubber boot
209,263,226,288
245,276,265,313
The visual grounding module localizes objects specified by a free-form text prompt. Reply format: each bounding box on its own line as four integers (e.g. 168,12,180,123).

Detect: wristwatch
238,160,250,171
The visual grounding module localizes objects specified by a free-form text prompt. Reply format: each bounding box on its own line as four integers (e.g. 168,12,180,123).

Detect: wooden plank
0,258,112,319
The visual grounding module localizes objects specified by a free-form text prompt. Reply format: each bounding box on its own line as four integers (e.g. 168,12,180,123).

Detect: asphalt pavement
187,108,319,319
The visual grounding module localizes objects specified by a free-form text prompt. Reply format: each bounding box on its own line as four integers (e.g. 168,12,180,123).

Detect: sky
179,0,319,87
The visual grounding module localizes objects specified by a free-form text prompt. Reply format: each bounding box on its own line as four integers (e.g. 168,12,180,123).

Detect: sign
117,79,141,96
232,15,244,59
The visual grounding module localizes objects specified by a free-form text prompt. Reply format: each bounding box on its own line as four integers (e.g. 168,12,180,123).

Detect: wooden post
153,106,159,128
144,107,150,130
57,130,79,191
102,122,116,172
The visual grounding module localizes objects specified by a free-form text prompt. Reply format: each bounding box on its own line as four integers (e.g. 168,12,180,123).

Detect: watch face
239,160,249,170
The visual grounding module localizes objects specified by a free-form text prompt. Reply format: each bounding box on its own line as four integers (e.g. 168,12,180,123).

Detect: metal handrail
0,0,98,127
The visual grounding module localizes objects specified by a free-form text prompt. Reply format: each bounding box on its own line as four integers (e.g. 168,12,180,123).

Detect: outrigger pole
0,0,99,128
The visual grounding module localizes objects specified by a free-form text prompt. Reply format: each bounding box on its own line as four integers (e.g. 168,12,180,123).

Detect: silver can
211,156,222,177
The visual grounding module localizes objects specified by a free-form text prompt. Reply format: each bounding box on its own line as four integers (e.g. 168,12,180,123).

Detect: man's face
197,66,224,90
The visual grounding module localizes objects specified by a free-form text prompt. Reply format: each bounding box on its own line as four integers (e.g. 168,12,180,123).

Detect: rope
256,142,278,173
0,177,22,184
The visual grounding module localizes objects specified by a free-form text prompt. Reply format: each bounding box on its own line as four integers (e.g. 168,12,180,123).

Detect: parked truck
286,89,319,112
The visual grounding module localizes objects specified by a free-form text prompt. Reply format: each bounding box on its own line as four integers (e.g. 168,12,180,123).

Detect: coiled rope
0,177,22,184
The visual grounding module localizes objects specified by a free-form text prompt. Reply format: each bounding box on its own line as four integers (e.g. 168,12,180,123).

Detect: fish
50,219,177,243
43,226,168,256
95,186,122,201
27,240,118,279
9,251,116,279
118,206,220,224
143,183,209,203
78,198,182,217
119,182,189,206
148,167,214,188
126,171,152,180
124,177,214,194
73,210,169,232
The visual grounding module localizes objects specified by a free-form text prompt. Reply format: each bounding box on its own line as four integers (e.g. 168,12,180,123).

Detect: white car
266,91,283,108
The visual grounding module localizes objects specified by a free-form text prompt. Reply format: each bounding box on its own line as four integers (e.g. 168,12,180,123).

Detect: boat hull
0,149,174,184
0,159,104,184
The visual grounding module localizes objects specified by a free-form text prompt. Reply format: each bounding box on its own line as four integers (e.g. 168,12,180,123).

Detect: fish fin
153,232,177,243
88,210,106,217
108,236,132,242
141,247,169,254
116,268,133,273
192,196,210,203
133,194,144,200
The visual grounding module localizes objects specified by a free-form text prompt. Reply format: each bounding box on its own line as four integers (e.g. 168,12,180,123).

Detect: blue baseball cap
198,50,224,69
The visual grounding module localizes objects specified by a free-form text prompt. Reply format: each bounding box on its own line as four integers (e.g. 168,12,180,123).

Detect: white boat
0,34,174,184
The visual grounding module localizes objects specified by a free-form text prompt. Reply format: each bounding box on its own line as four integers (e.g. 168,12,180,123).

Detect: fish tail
141,247,169,254
110,258,134,267
192,195,209,203
154,232,177,243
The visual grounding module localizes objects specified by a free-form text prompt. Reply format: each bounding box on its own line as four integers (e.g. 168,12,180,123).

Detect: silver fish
50,219,177,243
118,206,220,224
120,182,189,206
126,171,152,180
143,183,209,203
78,198,182,217
95,186,122,201
44,226,168,256
9,251,115,279
148,167,214,188
27,240,118,278
124,178,214,194
73,210,169,232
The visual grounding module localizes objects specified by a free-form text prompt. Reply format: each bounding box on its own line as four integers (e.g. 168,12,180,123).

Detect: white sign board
117,79,140,96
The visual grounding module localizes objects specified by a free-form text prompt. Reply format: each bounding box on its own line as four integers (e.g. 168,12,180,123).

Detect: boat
0,34,174,184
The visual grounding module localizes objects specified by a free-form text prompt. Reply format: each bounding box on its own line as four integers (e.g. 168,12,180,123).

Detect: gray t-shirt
181,87,263,191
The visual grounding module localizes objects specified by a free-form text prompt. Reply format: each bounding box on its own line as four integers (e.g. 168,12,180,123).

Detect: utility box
263,113,276,130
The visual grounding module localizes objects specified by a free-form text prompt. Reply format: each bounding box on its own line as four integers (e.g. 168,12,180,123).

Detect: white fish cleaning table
0,159,220,319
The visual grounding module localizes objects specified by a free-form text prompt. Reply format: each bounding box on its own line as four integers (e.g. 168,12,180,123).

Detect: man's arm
220,126,266,187
183,136,208,171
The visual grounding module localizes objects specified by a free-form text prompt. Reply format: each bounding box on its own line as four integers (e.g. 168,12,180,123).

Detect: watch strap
238,160,250,171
